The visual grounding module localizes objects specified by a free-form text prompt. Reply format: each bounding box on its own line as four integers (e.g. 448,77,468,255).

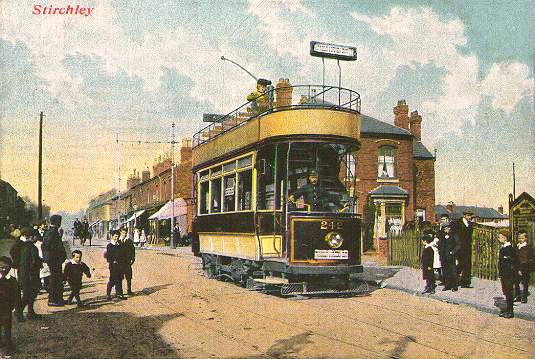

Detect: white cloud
480,62,532,113
349,7,532,144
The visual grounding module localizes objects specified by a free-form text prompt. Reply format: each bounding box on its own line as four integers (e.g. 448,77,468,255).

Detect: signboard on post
509,192,535,235
310,41,357,61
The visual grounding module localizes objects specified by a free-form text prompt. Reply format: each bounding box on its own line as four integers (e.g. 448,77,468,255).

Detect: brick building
356,100,435,249
86,138,194,241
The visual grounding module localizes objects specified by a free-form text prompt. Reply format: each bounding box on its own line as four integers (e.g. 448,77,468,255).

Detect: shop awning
148,198,188,220
125,210,146,224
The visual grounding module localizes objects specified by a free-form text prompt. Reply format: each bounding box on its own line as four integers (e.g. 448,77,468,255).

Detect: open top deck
192,84,361,168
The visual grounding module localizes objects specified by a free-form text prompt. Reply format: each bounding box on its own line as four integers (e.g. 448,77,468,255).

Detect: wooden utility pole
38,111,43,221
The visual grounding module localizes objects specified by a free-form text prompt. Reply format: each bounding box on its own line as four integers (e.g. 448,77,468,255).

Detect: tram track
182,265,533,358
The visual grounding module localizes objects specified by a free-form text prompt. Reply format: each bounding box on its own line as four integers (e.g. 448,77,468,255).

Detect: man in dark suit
42,215,67,306
438,224,459,291
454,210,474,288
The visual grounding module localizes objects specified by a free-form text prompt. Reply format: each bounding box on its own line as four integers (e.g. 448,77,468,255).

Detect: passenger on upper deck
246,78,273,113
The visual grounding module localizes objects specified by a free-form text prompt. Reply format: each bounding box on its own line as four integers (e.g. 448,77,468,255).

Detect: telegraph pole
171,122,176,249
38,112,43,221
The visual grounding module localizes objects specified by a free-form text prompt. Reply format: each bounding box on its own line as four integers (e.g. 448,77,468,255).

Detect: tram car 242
191,81,363,295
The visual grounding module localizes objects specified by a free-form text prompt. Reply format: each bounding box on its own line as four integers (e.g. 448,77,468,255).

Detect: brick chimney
446,201,455,213
409,110,422,141
498,205,504,214
180,138,192,163
393,100,409,129
141,168,151,182
275,78,292,108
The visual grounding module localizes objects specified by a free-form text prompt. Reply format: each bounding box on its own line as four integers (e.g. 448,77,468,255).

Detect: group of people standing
421,211,534,319
1,215,92,354
105,227,136,300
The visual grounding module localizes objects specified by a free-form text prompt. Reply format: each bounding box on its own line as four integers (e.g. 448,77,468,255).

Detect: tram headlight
325,231,344,249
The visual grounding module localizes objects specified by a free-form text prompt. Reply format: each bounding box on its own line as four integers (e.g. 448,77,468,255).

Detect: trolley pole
171,122,176,249
37,111,43,221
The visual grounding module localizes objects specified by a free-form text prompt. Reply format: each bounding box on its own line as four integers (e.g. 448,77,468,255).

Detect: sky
0,0,533,213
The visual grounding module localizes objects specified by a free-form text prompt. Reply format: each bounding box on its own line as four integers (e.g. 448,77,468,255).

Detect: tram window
199,170,209,181
237,169,252,211
211,166,222,178
223,174,236,212
199,181,209,214
257,147,275,210
211,178,222,213
238,156,252,168
223,161,235,173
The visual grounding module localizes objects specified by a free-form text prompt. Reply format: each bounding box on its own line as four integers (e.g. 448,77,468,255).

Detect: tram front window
287,142,354,213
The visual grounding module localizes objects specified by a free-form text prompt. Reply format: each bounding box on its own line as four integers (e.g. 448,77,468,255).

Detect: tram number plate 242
314,250,348,260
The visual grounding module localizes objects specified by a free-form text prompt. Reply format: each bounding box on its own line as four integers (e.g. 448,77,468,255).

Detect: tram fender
262,261,363,275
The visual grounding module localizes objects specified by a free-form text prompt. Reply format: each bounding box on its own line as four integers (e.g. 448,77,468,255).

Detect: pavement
356,260,535,322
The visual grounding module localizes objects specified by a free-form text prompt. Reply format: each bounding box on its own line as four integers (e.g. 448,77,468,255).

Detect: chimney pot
409,110,423,141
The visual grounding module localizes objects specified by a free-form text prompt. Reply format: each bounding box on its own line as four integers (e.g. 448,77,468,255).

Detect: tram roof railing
192,84,361,148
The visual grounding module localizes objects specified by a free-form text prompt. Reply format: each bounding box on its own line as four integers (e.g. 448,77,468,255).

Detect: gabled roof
369,185,409,198
413,141,435,159
360,114,412,137
511,192,535,208
435,204,508,220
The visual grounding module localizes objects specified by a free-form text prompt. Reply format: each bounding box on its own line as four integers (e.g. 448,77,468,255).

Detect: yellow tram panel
259,235,283,258
198,233,260,260
192,109,360,167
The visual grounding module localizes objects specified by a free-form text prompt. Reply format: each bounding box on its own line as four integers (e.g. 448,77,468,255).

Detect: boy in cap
0,256,21,354
514,231,533,303
64,250,91,307
105,230,126,300
497,229,518,318
438,223,459,291
421,230,436,294
14,227,42,320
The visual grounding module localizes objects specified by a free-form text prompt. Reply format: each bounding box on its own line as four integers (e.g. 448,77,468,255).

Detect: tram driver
287,170,348,212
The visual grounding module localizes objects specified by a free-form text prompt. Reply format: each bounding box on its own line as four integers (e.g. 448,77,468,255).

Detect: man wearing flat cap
288,170,332,212
246,78,272,113
454,210,474,288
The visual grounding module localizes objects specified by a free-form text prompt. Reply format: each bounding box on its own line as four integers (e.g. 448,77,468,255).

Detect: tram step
251,276,289,285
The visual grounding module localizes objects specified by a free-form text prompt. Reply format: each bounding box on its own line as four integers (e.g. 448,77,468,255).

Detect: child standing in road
105,230,126,300
421,230,436,294
0,256,21,355
497,229,517,318
515,231,533,304
64,250,91,307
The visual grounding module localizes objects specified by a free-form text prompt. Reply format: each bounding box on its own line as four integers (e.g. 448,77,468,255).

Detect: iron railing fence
192,85,361,147
387,223,534,284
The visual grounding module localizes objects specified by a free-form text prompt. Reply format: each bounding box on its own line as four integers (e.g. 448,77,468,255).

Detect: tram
191,81,363,294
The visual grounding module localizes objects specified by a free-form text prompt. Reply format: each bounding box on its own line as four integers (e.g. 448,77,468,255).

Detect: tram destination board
310,41,357,61
314,249,349,260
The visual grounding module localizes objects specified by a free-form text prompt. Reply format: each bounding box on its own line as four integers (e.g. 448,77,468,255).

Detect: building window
415,208,426,223
378,146,396,178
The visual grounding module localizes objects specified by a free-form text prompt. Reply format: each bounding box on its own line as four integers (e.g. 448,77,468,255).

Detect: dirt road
9,242,535,359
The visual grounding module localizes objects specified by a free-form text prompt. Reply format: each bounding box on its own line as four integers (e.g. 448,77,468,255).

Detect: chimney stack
446,201,455,213
409,110,422,141
275,78,292,108
498,205,504,214
393,100,409,129
180,138,192,163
